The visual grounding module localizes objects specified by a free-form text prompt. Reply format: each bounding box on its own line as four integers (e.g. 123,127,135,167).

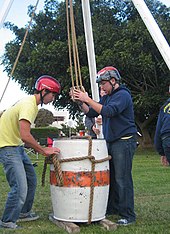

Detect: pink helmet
96,66,121,83
35,75,61,94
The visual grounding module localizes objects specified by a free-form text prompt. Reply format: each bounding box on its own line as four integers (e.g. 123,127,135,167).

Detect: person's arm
85,116,94,130
154,113,164,156
78,102,90,113
19,119,60,157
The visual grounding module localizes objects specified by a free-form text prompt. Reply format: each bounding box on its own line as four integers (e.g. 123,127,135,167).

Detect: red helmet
96,66,121,83
35,75,61,94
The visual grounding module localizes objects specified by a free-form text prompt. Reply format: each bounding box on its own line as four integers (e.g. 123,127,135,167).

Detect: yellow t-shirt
0,95,38,147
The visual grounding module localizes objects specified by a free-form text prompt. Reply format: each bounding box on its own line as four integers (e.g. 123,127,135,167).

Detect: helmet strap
40,91,44,106
40,89,55,106
109,81,115,93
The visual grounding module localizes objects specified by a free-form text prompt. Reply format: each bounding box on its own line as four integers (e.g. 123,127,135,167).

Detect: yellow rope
66,0,74,89
52,154,64,187
0,0,40,104
66,0,84,91
70,0,79,87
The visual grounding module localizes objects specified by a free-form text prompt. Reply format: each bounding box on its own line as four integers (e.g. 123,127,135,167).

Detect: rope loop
52,154,64,187
70,85,85,103
41,138,111,224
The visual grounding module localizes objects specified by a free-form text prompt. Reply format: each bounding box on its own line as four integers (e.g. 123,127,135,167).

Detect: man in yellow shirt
0,75,61,229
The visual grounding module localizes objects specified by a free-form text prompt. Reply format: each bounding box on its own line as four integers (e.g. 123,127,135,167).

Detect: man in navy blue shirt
154,97,170,166
71,66,137,225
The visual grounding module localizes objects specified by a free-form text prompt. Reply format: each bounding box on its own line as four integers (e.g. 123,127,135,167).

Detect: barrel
50,138,110,222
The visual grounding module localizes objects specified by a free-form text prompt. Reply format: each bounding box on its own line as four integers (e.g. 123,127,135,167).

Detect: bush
31,127,59,145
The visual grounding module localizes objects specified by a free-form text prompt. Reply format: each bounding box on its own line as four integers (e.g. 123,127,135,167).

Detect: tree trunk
139,127,153,148
136,113,157,148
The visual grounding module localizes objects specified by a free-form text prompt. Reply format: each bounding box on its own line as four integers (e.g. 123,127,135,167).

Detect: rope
66,0,84,93
0,0,40,104
42,157,48,187
87,137,94,224
88,156,95,224
52,154,64,187
66,0,74,89
42,154,111,186
70,0,79,87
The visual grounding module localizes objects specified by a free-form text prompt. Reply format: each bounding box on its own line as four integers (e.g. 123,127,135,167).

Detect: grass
0,148,170,233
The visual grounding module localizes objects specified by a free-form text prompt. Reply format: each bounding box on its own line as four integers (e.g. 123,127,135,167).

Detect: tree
34,108,54,127
110,0,170,146
1,0,170,146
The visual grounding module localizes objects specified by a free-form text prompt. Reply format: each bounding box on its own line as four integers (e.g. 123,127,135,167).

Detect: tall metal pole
131,0,170,70
0,0,14,29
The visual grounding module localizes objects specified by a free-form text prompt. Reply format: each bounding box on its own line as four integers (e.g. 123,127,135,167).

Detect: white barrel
50,138,110,222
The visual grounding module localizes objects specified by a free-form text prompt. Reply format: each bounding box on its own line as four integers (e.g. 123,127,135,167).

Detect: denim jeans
162,137,170,163
0,146,37,224
106,137,136,222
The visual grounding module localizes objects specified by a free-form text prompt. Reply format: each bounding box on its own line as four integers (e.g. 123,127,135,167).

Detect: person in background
154,94,170,167
71,66,137,226
84,88,105,138
0,75,61,229
84,116,97,138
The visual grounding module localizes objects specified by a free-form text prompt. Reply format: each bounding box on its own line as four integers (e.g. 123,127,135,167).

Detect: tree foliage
34,108,54,127
1,0,170,146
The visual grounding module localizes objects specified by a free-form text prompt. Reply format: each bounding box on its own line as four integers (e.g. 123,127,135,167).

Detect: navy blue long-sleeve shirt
154,98,170,155
86,85,137,142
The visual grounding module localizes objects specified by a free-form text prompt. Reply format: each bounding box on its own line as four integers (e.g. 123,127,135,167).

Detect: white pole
131,0,170,70
81,0,103,138
81,0,99,101
0,0,14,29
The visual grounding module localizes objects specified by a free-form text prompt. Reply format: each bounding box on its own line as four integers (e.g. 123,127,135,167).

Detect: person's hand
96,116,102,125
43,147,60,157
69,88,75,101
72,89,89,103
92,125,100,135
161,155,169,166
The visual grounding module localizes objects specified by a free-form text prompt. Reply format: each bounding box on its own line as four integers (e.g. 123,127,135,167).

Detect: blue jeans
0,146,37,224
162,137,170,163
106,137,136,222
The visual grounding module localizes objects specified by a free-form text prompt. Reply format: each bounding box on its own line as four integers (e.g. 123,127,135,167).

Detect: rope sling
42,136,111,224
0,0,40,104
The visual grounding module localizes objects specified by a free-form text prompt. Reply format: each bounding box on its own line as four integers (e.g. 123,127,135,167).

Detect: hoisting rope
0,0,40,104
66,0,85,93
41,136,111,224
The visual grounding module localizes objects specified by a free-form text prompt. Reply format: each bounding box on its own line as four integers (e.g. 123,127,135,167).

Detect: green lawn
0,148,170,233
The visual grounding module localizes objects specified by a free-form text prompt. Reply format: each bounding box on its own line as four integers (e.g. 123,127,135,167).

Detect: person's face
99,78,115,95
100,87,106,97
42,91,57,104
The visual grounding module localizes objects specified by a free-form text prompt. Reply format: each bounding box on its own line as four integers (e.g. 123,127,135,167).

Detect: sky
0,0,170,112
